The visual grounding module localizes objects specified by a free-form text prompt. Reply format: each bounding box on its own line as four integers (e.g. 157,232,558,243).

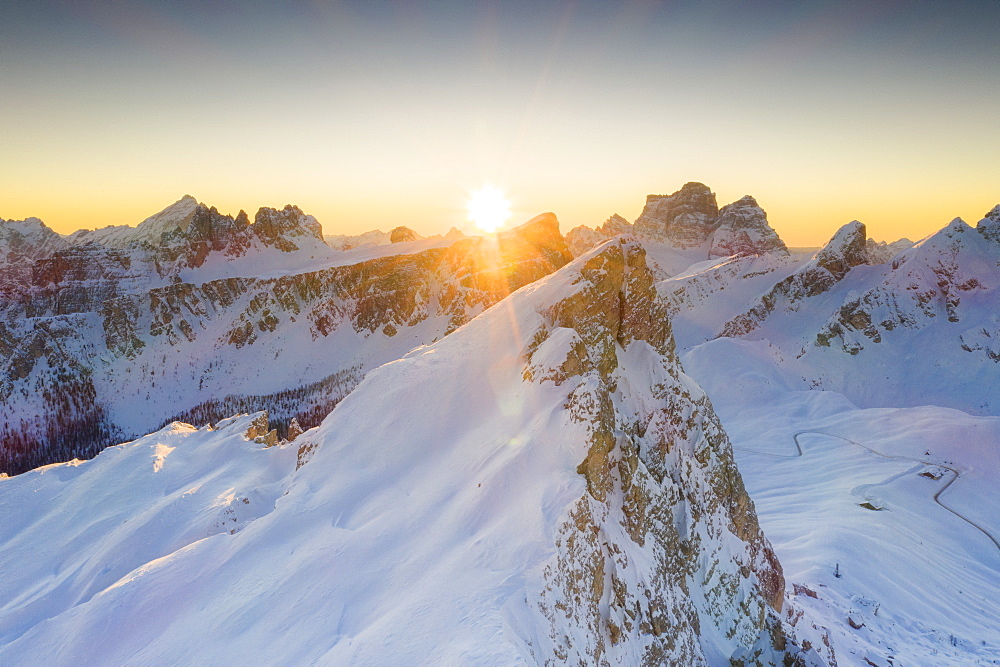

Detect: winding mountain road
735,430,1000,555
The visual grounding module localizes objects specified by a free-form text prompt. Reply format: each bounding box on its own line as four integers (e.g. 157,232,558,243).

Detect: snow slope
673,210,1000,415
0,239,814,665
683,337,1000,666
0,211,570,474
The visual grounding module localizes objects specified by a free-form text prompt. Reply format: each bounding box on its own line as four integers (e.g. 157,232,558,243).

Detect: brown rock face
720,221,871,339
571,184,788,261
0,211,573,475
710,196,789,258
634,182,720,247
389,226,419,243
520,238,799,664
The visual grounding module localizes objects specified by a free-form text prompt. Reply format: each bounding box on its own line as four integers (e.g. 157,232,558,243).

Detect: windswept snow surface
177,234,462,284
0,288,580,663
683,338,1000,666
0,243,783,665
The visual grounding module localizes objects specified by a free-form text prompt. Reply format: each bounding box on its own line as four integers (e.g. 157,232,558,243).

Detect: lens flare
466,185,512,233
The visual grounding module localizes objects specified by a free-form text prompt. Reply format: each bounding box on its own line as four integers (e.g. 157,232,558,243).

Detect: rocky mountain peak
515,237,796,662
252,205,324,249
137,195,202,236
184,205,244,244
719,221,872,339
564,183,791,261
633,181,719,246
977,205,1000,244
710,194,789,258
943,217,971,234
506,211,559,240
815,220,869,279
598,213,632,235
0,216,46,231
0,216,68,269
389,226,419,243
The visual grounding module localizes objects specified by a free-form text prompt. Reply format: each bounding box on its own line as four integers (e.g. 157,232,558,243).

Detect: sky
2,0,998,246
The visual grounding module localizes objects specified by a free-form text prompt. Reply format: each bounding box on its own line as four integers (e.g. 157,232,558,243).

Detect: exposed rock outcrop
61,197,329,278
720,221,872,338
977,204,1000,244
0,209,573,474
570,184,788,261
566,214,634,257
389,226,420,243
709,195,789,258
812,214,1000,355
517,238,809,664
634,182,720,247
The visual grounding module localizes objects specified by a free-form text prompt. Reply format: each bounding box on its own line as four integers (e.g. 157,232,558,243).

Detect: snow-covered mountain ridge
698,208,1000,414
0,202,572,474
0,237,825,665
3,190,998,665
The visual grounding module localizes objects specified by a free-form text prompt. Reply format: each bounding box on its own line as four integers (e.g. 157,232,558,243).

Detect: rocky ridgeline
866,236,914,265
515,239,821,664
710,204,1000,389
0,234,830,665
325,224,465,250
566,214,632,256
0,197,330,314
719,220,877,338
0,217,67,269
325,228,391,250
105,213,571,354
0,206,571,475
566,183,788,261
814,212,1000,356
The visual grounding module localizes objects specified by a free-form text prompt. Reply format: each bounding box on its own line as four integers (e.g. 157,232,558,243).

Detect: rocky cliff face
720,221,872,338
0,210,572,474
569,184,788,263
516,239,809,665
0,235,822,665
709,196,789,259
566,214,634,257
976,204,1000,244
0,218,72,300
812,215,999,355
634,182,720,247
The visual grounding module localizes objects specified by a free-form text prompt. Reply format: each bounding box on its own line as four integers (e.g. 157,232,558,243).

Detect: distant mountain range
1,185,997,665
0,198,565,474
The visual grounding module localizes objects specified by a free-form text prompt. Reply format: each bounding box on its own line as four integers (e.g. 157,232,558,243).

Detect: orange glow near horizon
466,186,513,234
4,181,997,250
2,4,998,248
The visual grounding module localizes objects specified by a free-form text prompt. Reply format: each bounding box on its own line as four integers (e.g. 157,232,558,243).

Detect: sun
466,185,512,233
